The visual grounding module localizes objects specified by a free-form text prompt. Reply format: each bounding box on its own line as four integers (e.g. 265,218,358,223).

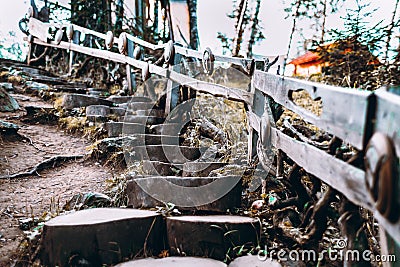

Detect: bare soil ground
0,94,112,266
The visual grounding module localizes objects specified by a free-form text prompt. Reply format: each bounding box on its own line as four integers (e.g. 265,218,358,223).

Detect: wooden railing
26,16,400,264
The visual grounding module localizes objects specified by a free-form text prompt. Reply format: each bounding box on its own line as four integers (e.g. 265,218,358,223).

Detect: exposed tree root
0,155,84,179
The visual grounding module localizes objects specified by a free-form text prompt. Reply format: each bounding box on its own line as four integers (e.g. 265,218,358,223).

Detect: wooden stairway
40,93,281,266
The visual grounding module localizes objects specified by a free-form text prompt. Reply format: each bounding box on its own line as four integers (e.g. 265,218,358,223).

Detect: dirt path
0,94,112,266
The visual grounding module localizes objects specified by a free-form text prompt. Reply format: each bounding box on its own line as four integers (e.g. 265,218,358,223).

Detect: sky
0,0,398,60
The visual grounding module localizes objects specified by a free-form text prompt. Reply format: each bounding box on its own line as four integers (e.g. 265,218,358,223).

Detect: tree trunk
247,0,261,58
232,0,248,56
115,0,124,31
187,0,199,49
384,0,400,63
283,0,301,75
320,0,327,44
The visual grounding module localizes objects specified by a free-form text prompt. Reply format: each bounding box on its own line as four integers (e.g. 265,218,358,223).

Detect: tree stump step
105,122,146,137
86,105,110,116
183,162,228,177
126,175,242,211
40,208,165,267
166,215,261,260
123,102,155,111
114,256,227,267
142,160,183,176
62,94,113,109
122,115,164,124
107,96,152,104
127,145,201,164
132,109,165,117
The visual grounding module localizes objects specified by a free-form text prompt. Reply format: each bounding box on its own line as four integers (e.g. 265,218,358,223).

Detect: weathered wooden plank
247,110,369,208
253,71,371,150
28,18,49,42
125,33,165,50
168,71,252,104
174,45,256,71
248,109,400,244
374,88,400,154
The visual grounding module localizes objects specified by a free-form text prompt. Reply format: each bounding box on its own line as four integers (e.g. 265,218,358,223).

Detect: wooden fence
25,16,400,265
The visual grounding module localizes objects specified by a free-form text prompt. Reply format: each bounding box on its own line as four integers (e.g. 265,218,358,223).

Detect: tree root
0,155,84,179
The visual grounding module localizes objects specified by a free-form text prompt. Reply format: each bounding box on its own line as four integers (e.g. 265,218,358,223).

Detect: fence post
126,38,136,95
165,42,180,116
247,84,264,163
69,30,80,75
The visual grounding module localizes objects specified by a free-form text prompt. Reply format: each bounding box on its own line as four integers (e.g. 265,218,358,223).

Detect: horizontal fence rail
26,16,400,257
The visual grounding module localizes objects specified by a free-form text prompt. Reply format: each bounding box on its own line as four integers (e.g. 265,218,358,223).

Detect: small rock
0,82,14,91
24,81,50,91
0,120,19,134
0,87,19,112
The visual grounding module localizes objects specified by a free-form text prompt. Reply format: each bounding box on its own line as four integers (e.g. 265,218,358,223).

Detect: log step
62,94,113,109
40,208,165,267
183,162,228,177
107,95,152,104
127,145,201,164
126,175,242,211
122,115,164,124
228,255,282,267
105,122,146,137
119,102,155,111
131,109,165,117
124,134,182,146
141,160,183,176
114,257,227,267
166,215,260,260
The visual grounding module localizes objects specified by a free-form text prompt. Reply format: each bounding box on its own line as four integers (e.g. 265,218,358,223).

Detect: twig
0,155,84,179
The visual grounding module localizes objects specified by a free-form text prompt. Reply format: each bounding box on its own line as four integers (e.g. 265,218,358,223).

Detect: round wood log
41,208,166,267
166,215,260,260
106,96,152,104
115,256,227,267
126,176,242,211
182,162,228,177
142,161,183,176
228,255,282,267
128,145,201,164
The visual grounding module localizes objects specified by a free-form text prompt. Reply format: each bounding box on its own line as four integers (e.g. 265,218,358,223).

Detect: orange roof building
288,51,323,77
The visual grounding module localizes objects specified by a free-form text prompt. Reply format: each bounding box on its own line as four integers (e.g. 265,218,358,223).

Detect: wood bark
187,0,199,49
247,0,261,58
232,0,248,56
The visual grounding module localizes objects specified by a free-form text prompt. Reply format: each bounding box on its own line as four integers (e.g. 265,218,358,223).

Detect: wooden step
40,208,165,267
86,105,110,116
62,93,113,109
126,175,242,211
107,95,152,104
228,255,282,267
122,115,164,124
119,102,155,111
114,257,227,267
166,215,260,260
141,160,183,176
105,122,146,137
126,134,182,146
133,109,165,117
127,145,201,163
182,162,228,177
110,107,126,116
